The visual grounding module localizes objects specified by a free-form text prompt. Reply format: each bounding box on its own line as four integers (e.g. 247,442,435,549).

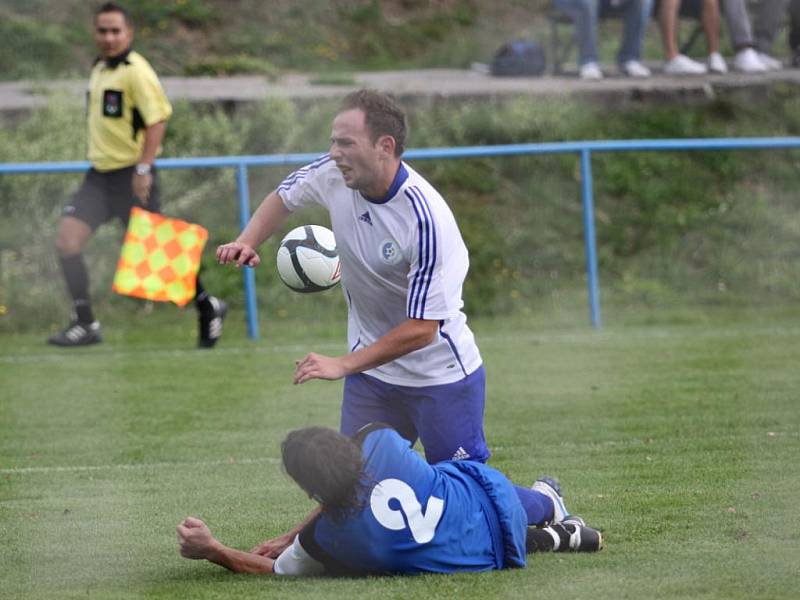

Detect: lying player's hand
216,241,261,268
250,533,293,557
293,353,348,384
176,516,219,559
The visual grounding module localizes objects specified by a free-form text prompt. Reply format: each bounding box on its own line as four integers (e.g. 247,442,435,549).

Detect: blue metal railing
3,136,800,337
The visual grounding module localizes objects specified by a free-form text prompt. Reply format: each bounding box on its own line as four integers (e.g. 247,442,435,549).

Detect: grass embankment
0,0,532,80
4,1,793,81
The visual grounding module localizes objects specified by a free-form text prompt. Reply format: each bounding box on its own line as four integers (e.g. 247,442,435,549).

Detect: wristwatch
135,163,152,176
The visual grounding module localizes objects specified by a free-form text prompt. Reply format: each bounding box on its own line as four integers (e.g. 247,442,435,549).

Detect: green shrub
0,13,82,80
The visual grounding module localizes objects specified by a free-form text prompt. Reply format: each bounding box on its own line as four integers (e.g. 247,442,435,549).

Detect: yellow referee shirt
87,49,172,172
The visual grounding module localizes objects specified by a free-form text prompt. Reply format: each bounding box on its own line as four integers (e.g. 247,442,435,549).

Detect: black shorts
63,166,162,230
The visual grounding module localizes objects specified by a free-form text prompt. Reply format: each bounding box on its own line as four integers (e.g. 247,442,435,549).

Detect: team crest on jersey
379,239,402,265
103,89,123,117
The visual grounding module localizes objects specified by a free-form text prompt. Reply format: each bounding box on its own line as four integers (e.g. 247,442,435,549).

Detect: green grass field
1,308,798,599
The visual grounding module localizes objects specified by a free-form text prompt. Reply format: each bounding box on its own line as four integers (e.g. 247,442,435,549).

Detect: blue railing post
4,137,800,331
580,149,601,329
236,164,259,340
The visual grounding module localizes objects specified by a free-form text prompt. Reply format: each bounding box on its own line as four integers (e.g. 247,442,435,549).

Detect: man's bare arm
251,506,322,557
139,120,166,166
132,120,167,203
177,516,275,574
293,318,438,384
204,544,275,574
217,191,292,267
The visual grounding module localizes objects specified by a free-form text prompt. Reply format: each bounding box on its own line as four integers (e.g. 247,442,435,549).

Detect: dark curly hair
281,427,368,523
339,89,407,157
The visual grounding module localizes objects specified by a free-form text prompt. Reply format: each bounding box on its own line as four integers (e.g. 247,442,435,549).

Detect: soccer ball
276,225,341,293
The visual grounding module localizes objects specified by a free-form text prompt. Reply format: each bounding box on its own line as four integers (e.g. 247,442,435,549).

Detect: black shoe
559,516,603,552
198,296,227,348
48,320,102,347
525,516,603,553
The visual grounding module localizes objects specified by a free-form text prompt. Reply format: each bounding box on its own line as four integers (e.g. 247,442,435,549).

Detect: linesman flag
112,207,208,307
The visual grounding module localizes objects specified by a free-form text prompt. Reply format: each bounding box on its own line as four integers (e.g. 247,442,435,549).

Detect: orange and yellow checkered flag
112,207,208,307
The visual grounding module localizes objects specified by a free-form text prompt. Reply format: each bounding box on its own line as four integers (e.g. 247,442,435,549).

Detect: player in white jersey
218,89,554,558
279,155,482,387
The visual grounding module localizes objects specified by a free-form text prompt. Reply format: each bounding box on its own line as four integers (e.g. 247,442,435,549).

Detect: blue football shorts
341,365,490,464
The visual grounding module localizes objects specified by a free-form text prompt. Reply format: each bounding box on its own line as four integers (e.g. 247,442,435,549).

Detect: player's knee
55,215,94,255
54,225,86,256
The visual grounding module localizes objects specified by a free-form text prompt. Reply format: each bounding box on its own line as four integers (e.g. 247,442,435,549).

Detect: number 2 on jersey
369,478,444,544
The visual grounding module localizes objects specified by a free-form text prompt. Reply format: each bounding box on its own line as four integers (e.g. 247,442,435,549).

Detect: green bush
0,13,82,80
0,0,508,79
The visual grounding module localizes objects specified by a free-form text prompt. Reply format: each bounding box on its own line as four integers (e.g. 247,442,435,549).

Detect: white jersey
277,155,482,386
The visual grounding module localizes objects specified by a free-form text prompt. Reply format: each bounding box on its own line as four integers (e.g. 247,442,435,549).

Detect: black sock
194,277,213,314
59,254,94,323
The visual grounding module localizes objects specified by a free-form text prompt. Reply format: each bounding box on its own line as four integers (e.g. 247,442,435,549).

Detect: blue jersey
298,425,527,575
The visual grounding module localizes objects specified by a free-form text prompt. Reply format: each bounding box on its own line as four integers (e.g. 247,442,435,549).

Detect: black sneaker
48,320,102,347
198,296,227,348
525,516,603,553
559,517,603,552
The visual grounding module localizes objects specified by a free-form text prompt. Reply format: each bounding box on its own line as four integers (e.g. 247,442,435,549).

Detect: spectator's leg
701,0,722,54
660,0,682,59
721,0,755,50
619,0,654,63
753,0,790,53
789,0,800,55
553,0,599,65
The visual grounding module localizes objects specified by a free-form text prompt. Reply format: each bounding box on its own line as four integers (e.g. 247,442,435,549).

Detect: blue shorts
341,365,490,464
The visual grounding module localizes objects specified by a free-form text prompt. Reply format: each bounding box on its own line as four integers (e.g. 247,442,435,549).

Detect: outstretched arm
250,507,322,557
293,318,438,384
216,190,292,268
177,516,275,574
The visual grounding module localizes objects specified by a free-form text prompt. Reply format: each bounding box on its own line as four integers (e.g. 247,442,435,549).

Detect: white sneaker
532,476,569,524
663,54,708,75
734,48,767,73
757,52,782,71
579,62,603,80
708,52,728,74
621,60,651,78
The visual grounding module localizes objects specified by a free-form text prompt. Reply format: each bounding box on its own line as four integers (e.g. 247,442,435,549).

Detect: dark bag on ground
490,40,546,77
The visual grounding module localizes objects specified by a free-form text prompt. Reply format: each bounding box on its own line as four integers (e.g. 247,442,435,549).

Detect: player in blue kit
177,425,602,576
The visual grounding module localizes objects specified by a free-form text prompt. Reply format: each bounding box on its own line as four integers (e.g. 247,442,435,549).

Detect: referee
49,2,226,348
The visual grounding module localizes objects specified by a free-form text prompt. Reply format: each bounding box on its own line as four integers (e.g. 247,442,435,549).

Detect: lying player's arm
251,506,322,557
293,318,438,384
177,517,274,574
216,191,292,267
